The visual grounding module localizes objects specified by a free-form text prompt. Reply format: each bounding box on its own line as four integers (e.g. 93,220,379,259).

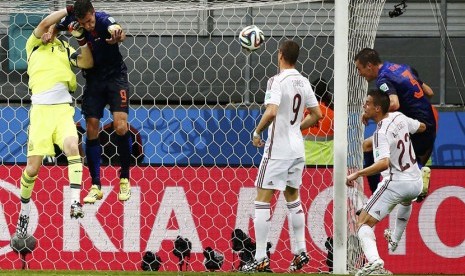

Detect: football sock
20,171,37,206
364,151,380,194
68,155,82,203
287,198,306,254
254,201,271,261
358,224,380,263
85,138,102,188
394,204,412,242
116,131,131,180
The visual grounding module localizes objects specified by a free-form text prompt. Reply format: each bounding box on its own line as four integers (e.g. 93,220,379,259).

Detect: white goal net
0,0,385,272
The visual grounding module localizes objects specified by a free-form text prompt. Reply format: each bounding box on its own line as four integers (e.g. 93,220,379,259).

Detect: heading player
56,0,132,203
354,48,435,200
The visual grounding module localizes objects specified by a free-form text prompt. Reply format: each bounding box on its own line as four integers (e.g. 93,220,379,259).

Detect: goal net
0,0,385,272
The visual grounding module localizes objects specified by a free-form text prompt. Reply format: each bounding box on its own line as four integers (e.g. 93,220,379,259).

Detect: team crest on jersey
375,150,379,158
28,142,34,151
379,83,389,92
265,92,272,101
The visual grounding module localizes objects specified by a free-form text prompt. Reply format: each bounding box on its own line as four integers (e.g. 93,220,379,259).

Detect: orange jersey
301,102,334,137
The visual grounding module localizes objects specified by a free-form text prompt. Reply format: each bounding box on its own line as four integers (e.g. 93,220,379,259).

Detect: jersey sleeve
305,85,319,108
377,75,396,95
25,32,42,59
373,131,390,162
264,76,281,106
404,114,421,134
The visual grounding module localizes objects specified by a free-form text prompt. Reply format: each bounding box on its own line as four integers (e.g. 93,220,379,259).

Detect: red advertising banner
0,165,464,273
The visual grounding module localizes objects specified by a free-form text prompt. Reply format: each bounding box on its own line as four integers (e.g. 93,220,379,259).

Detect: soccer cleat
416,166,431,202
241,257,271,272
118,178,131,201
289,251,310,271
84,185,103,204
355,259,384,276
15,215,30,239
383,229,398,252
70,202,84,219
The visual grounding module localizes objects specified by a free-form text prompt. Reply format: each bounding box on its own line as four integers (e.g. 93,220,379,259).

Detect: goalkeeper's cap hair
354,48,382,66
279,40,300,66
74,0,94,19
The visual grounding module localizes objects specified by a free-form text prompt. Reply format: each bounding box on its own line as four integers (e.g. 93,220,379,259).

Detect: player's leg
242,158,286,272
17,105,54,237
363,137,380,194
384,202,412,252
411,130,436,202
284,157,309,271
108,76,132,201
16,155,42,238
81,82,106,203
113,111,132,201
57,104,84,218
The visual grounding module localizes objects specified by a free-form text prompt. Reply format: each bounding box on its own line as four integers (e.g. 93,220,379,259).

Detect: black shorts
81,72,130,119
411,127,436,159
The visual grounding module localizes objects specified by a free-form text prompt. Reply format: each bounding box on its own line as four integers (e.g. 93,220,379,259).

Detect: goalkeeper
14,6,93,238
55,0,132,203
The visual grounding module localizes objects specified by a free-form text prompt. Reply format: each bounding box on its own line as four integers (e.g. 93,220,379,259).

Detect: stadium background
0,0,464,274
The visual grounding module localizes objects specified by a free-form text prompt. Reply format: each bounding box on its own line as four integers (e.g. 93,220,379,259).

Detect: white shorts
364,177,422,221
254,157,305,191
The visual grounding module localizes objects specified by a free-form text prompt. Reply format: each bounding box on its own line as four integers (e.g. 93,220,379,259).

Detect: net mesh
0,0,385,272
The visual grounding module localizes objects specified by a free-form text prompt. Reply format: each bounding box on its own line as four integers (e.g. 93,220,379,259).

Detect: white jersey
373,112,422,181
263,69,319,159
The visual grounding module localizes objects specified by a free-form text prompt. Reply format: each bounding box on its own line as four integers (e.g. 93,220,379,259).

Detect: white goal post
0,0,386,273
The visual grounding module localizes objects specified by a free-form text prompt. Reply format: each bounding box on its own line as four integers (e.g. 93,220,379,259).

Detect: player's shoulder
95,11,118,25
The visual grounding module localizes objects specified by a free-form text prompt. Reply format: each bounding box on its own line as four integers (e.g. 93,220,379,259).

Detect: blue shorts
411,127,436,159
81,72,130,119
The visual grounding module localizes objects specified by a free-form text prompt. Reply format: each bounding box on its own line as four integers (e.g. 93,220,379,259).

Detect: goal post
0,0,386,272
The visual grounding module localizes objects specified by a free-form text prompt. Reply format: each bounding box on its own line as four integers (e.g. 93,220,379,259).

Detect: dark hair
354,48,382,66
279,40,299,66
74,0,94,19
367,89,390,114
311,78,333,109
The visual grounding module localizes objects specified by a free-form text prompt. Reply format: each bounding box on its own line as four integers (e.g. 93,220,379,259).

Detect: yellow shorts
27,104,78,157
304,140,334,165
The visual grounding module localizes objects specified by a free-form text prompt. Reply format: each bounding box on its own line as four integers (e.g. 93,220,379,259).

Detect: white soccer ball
239,25,265,51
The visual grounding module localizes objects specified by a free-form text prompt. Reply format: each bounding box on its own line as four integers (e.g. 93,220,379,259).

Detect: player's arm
34,8,70,38
252,104,277,147
300,105,322,130
70,44,94,69
346,157,389,186
363,137,373,152
388,94,400,111
422,83,434,99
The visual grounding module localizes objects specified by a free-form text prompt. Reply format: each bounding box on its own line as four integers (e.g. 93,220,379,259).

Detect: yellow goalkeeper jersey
26,32,77,95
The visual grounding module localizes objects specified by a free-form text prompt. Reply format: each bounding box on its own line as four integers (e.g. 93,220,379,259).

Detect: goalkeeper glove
68,21,87,46
66,5,74,16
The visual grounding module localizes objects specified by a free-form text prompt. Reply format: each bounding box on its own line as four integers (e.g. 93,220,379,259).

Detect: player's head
278,40,299,68
74,0,95,32
311,77,333,109
354,48,382,82
364,89,390,120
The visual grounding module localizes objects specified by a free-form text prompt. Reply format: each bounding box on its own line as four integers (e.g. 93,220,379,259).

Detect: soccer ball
239,25,265,51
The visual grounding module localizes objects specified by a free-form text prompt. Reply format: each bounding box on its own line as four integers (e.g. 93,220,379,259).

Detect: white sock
254,201,270,261
393,204,412,242
287,198,306,254
20,201,31,217
71,186,81,204
358,224,380,263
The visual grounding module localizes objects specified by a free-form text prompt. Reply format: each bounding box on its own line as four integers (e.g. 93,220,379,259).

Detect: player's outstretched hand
346,172,359,187
106,28,123,45
68,21,87,46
